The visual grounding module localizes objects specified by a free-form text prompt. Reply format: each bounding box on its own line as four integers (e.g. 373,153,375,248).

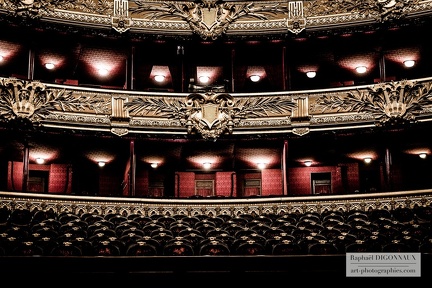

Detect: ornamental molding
237,118,291,127
310,113,375,125
310,80,432,127
3,77,432,138
2,0,112,19
0,0,429,39
0,78,110,125
129,0,289,40
112,0,131,33
304,0,420,23
0,190,430,218
44,112,111,125
287,1,305,34
125,91,296,140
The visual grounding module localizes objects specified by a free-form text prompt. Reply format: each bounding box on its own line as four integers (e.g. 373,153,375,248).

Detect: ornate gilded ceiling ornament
292,127,309,136
310,80,432,126
112,0,131,33
375,0,415,22
4,0,71,18
0,78,109,124
287,1,305,34
3,0,112,19
130,0,288,40
184,92,235,139
125,92,296,140
304,0,418,23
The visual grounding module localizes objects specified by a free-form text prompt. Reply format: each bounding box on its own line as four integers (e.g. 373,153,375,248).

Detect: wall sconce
98,161,106,167
403,60,415,68
154,75,165,82
419,153,427,159
304,160,312,167
257,163,266,169
45,63,55,70
199,75,210,83
151,163,158,168
306,71,316,78
364,157,372,164
250,75,261,82
203,162,211,169
355,66,367,74
36,158,45,164
98,68,109,76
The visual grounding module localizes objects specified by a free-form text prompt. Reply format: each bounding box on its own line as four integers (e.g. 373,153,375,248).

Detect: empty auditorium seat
199,239,230,255
163,240,195,256
308,240,339,255
93,240,121,256
271,239,303,255
382,240,411,252
50,241,83,256
126,240,158,256
31,210,57,225
8,209,32,227
11,241,44,256
235,239,266,255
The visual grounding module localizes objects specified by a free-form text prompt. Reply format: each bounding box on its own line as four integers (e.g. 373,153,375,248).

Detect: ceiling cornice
1,0,431,40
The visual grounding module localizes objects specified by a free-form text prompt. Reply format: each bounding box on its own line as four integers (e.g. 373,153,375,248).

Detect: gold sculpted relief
125,92,296,140
0,78,110,124
310,80,432,126
130,0,288,39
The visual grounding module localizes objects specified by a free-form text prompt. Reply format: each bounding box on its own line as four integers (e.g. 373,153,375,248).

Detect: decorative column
283,140,288,195
22,142,29,192
129,140,136,197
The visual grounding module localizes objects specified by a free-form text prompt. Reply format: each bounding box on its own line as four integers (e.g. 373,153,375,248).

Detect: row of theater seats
0,205,432,256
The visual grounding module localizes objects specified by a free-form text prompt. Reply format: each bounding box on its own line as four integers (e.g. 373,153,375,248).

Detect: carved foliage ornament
310,80,432,126
125,92,296,140
4,0,112,19
0,78,109,124
305,0,418,23
130,0,288,40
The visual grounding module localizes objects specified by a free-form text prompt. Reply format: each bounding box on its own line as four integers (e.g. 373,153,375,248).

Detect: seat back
199,240,230,255
163,240,195,256
126,241,158,256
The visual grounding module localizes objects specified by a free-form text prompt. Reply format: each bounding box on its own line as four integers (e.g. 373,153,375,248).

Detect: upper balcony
1,0,432,94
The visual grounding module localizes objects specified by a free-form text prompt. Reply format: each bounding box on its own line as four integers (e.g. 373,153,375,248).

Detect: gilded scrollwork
0,190,430,219
125,92,296,140
0,78,110,124
310,80,432,126
305,0,418,22
129,0,288,39
2,0,112,19
0,0,429,37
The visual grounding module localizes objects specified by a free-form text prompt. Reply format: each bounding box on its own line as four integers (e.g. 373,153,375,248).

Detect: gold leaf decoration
130,0,288,39
0,78,110,123
310,80,432,126
125,93,296,139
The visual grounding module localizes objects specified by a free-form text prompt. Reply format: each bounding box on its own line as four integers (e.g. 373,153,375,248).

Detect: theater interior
1,0,432,283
